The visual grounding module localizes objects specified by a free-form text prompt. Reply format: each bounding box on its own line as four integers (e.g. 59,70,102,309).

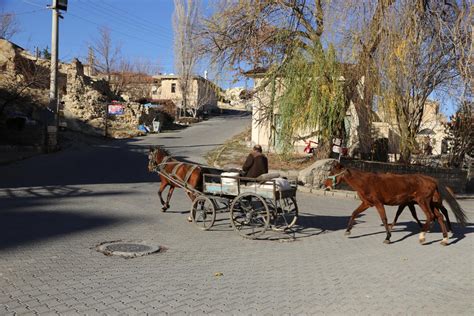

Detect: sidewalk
298,185,360,199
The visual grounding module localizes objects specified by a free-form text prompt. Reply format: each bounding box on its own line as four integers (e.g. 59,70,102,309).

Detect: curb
298,186,359,200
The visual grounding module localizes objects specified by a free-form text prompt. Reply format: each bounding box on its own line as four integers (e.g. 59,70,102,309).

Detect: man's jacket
242,152,268,178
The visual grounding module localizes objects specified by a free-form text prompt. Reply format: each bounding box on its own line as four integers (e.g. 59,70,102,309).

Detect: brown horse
391,201,453,232
324,176,451,231
148,146,202,212
324,163,467,245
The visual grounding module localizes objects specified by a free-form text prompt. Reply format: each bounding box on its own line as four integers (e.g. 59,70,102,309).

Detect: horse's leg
432,205,449,246
158,181,168,211
345,201,370,235
164,185,175,210
417,199,435,244
439,204,453,233
185,191,197,222
390,204,406,229
374,203,391,244
408,203,423,229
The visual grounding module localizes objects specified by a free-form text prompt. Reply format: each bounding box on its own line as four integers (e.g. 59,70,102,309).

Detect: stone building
151,75,220,115
245,67,447,159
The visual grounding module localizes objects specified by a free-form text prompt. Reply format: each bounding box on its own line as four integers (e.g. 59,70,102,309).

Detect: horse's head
323,162,349,190
148,146,170,172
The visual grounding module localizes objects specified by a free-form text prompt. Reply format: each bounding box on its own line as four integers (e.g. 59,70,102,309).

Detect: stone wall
341,159,468,193
298,158,469,193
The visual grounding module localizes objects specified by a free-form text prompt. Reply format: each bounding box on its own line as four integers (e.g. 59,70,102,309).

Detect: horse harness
154,155,200,187
327,168,348,189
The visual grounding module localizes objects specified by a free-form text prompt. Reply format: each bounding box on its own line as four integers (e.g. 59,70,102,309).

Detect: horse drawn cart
191,173,298,238
148,147,298,239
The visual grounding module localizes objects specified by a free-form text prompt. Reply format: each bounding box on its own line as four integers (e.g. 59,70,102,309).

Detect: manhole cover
96,240,163,258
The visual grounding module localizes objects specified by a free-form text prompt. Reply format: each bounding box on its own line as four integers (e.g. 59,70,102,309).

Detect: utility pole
48,0,67,151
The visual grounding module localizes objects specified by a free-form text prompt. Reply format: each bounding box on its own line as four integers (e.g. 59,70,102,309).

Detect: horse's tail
439,185,468,227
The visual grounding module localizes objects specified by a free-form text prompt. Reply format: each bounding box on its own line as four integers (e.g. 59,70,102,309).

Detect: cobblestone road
0,114,473,315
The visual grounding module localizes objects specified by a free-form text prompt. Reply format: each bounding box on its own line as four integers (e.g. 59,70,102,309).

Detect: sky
0,0,242,86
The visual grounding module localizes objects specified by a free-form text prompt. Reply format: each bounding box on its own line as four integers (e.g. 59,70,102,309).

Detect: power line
21,0,46,9
73,1,174,42
0,9,48,16
67,12,171,51
91,0,174,34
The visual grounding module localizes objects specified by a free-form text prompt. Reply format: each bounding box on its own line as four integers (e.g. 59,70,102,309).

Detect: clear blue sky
1,0,182,75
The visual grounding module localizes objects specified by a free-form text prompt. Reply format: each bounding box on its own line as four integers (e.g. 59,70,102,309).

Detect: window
171,83,176,93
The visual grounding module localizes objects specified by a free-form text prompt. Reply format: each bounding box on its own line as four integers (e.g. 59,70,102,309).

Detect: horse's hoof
161,208,167,212
187,216,193,222
440,238,449,246
344,231,351,236
383,239,391,244
419,238,425,244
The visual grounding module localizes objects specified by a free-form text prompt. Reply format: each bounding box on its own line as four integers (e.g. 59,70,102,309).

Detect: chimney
204,70,208,79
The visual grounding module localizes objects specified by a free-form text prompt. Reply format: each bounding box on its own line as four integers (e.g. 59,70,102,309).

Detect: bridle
327,168,348,189
149,152,174,172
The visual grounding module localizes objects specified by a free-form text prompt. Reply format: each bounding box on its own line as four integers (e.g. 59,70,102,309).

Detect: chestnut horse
327,173,453,232
325,163,467,245
390,201,453,232
148,146,202,212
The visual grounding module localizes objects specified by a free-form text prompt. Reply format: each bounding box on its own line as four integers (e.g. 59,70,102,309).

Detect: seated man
241,145,268,178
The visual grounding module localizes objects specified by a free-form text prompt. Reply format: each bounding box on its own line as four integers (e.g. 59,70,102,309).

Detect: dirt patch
205,126,316,171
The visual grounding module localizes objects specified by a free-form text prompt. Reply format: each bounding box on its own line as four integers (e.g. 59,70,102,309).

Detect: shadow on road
347,220,474,245
0,138,163,188
0,186,134,250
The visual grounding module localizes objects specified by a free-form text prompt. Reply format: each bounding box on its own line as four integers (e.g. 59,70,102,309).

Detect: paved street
0,113,473,315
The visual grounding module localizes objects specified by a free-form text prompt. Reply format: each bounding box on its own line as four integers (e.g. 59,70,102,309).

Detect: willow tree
201,0,349,156
276,44,346,156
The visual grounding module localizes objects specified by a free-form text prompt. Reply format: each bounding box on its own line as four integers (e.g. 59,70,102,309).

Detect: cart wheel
191,196,216,230
272,197,298,231
230,193,270,239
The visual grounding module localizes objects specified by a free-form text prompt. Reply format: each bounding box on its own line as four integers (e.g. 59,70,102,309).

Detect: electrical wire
0,9,48,16
91,0,173,34
73,1,174,42
67,12,171,51
21,0,46,9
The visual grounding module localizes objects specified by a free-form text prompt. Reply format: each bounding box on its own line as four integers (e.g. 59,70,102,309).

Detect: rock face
298,159,337,189
61,59,111,136
62,59,152,138
0,39,156,139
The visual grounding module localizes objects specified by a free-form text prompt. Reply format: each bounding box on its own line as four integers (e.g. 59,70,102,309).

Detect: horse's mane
152,146,171,157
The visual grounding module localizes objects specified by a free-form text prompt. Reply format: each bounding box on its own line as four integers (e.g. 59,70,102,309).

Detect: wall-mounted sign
108,104,125,115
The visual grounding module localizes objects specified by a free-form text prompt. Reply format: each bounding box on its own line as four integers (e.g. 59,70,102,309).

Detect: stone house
107,71,157,102
151,75,220,115
245,67,447,159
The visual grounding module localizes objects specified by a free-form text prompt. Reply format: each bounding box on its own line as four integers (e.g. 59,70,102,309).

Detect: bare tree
0,12,20,40
374,0,467,161
111,57,158,101
91,26,121,82
445,101,473,167
173,0,200,117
